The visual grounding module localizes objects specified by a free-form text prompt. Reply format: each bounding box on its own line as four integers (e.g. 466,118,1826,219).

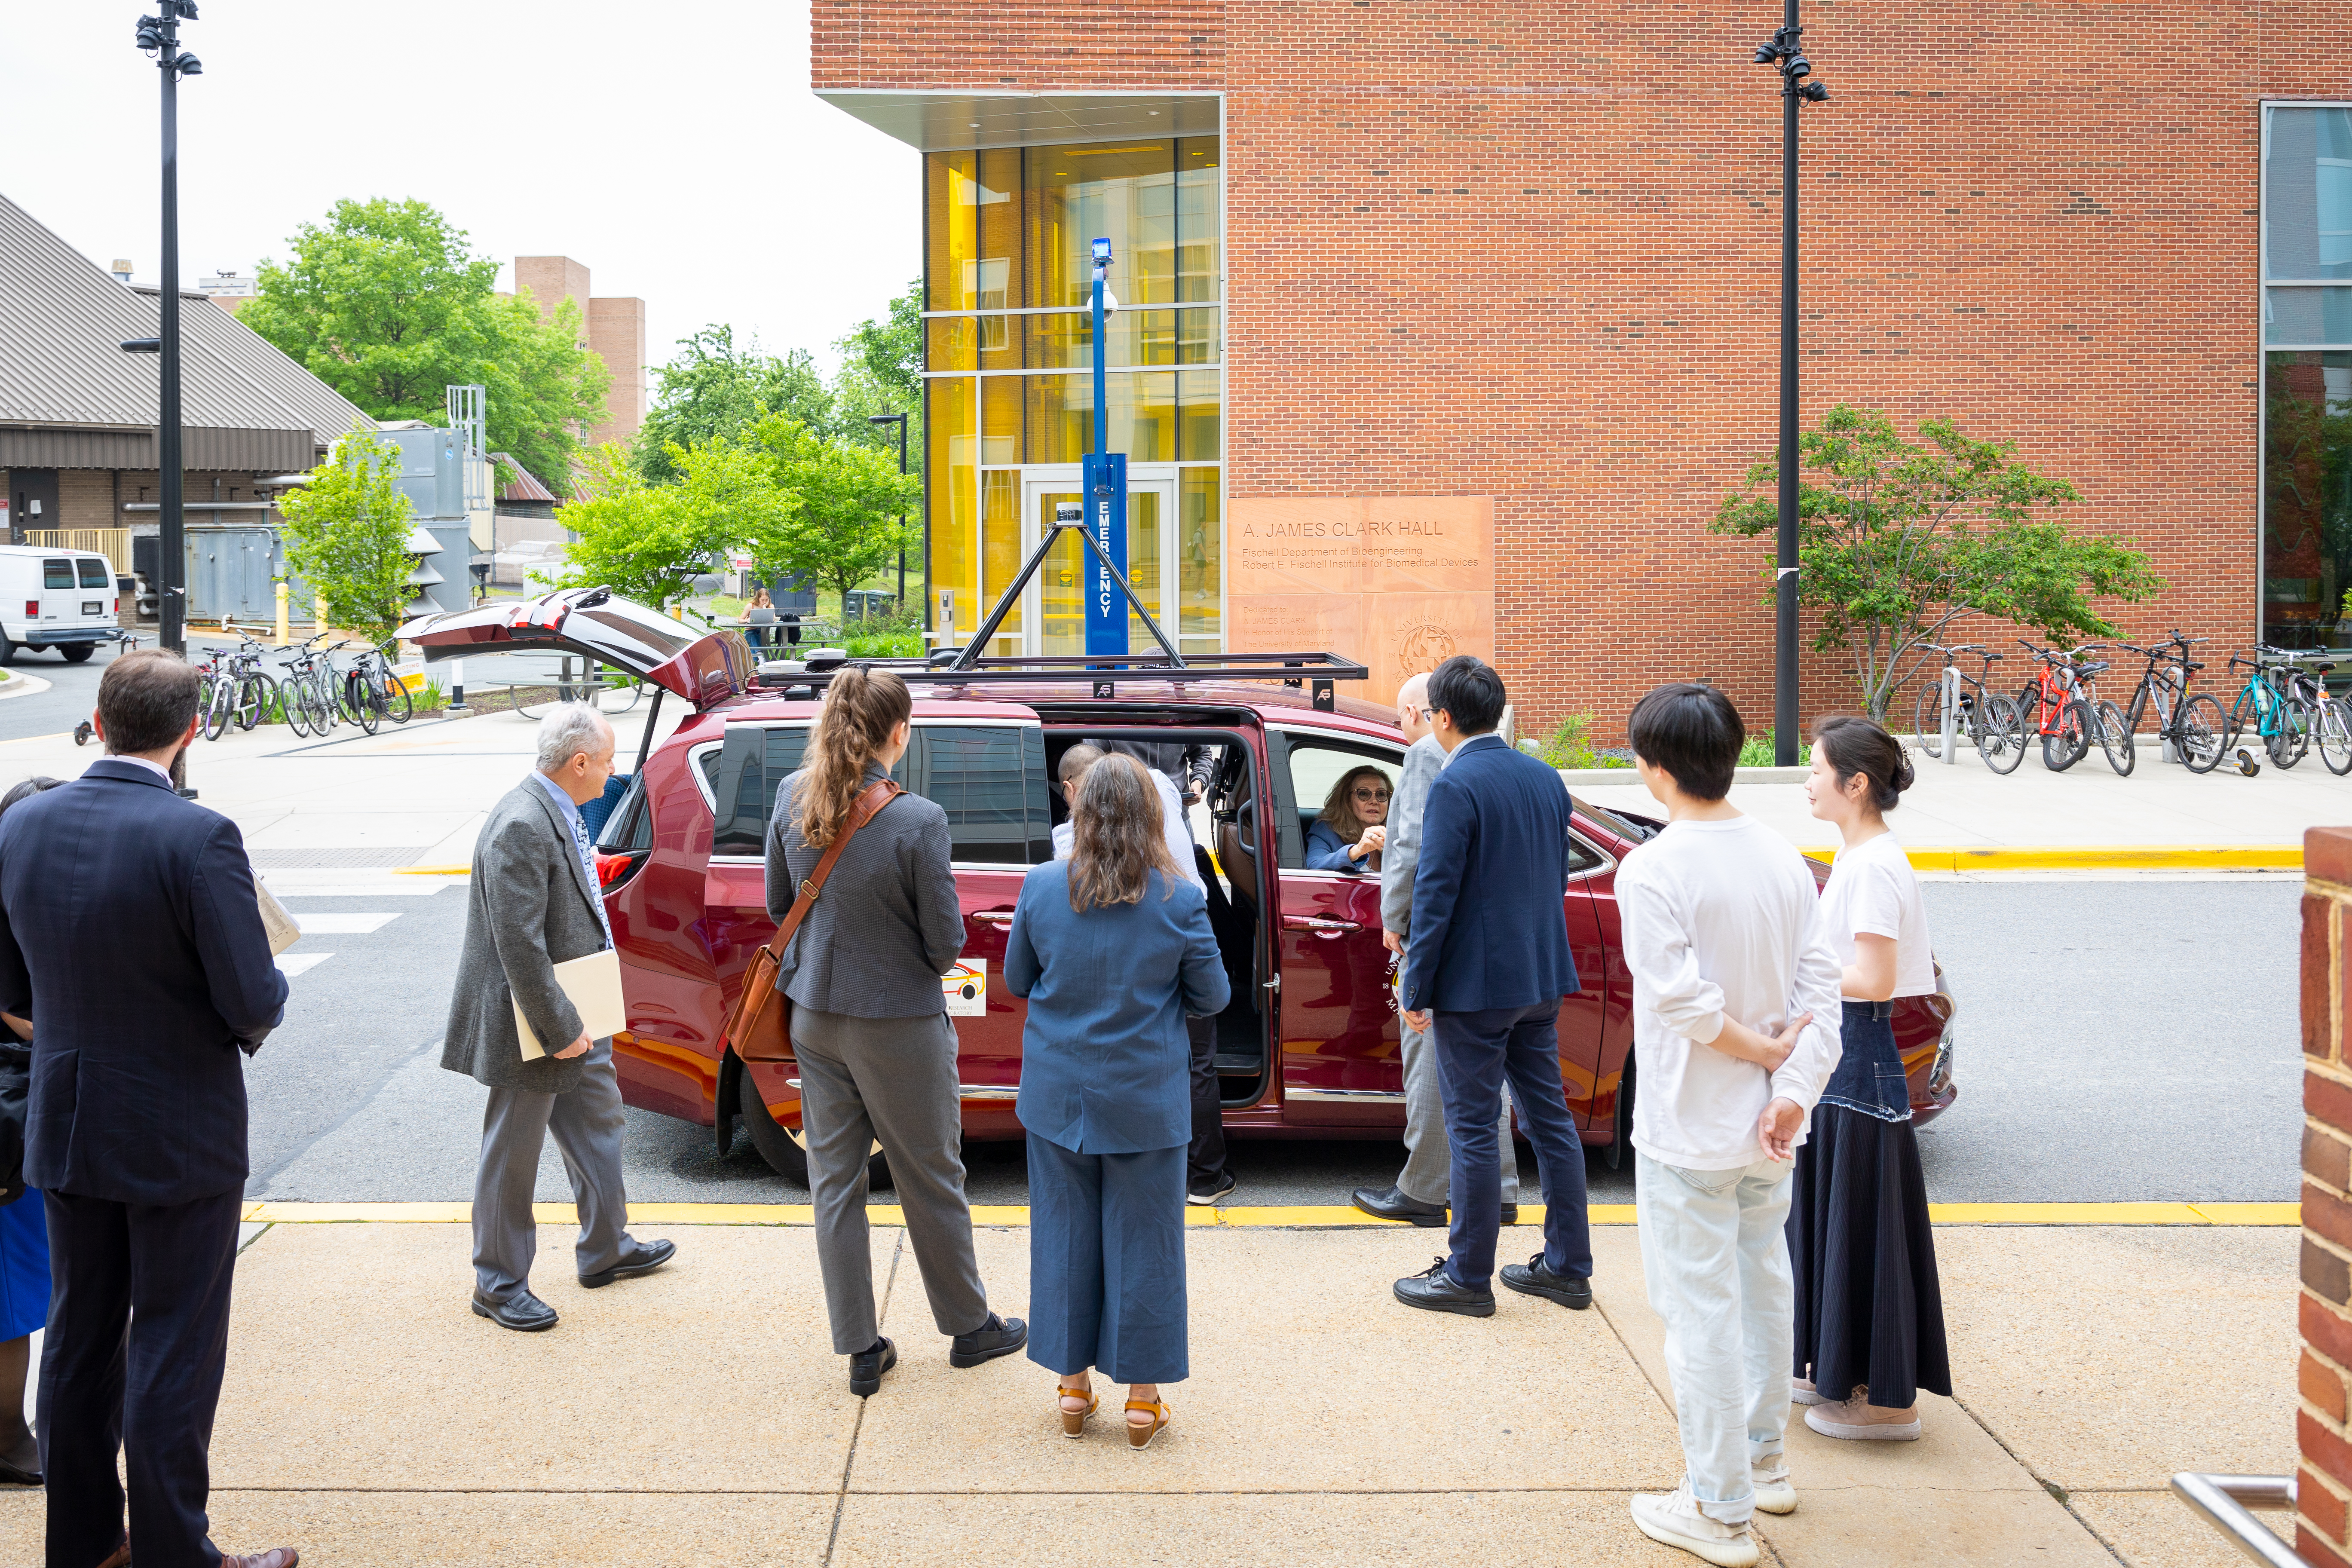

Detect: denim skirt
1786,1001,1951,1407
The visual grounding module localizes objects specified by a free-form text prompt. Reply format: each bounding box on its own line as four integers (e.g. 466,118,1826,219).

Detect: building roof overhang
815,89,1219,153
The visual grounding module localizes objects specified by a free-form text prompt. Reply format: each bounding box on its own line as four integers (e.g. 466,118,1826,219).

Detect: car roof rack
759,516,1369,710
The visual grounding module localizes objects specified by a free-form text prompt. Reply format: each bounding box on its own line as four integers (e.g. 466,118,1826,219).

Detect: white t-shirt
1614,815,1845,1170
1051,767,1200,886
1818,832,1936,999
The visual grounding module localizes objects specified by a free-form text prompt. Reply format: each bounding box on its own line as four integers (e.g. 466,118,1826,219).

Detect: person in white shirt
1614,683,1843,1568
1786,715,1951,1444
1051,745,1198,887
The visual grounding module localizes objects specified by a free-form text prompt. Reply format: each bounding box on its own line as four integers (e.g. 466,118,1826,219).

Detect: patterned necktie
571,810,613,948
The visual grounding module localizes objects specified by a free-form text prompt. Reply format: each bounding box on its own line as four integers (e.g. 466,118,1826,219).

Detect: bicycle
2110,633,2228,775
2014,641,2110,772
2219,652,2301,775
339,640,413,734
274,633,343,738
2253,644,2349,774
1912,643,2027,774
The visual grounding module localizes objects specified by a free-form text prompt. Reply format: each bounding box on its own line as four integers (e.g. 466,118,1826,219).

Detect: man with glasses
1350,671,1522,1228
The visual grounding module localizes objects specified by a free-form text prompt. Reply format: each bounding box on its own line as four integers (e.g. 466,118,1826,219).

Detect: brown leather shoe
220,1550,299,1568
94,1543,129,1568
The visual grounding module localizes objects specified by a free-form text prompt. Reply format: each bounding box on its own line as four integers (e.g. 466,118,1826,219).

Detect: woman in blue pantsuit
1006,754,1229,1449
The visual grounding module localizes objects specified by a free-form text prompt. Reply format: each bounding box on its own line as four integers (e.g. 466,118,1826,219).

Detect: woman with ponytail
765,666,1026,1397
1788,715,1951,1442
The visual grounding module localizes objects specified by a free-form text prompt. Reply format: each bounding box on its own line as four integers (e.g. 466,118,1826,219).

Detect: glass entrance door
1014,467,1177,658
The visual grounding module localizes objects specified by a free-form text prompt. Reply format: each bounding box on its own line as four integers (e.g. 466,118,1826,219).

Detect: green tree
633,326,834,483
277,423,416,644
241,198,609,497
551,439,796,608
1712,404,2162,718
749,414,923,607
830,280,924,463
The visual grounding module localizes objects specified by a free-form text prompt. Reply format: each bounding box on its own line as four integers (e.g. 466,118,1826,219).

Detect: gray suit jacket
441,778,612,1093
765,763,965,1018
1380,734,1448,937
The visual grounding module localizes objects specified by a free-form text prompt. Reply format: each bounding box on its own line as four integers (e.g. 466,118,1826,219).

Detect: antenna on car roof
949,518,1184,674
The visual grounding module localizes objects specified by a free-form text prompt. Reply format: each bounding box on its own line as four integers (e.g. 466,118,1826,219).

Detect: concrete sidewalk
0,1217,2294,1567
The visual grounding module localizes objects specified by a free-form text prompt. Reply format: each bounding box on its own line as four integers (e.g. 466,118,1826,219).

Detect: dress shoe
0,1455,40,1486
220,1551,300,1568
949,1312,1029,1367
1351,1184,1446,1225
1392,1256,1496,1317
1500,1252,1592,1310
849,1337,897,1397
580,1237,676,1289
471,1287,559,1332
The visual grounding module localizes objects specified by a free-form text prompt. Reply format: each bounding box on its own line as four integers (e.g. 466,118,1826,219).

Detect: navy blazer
1005,861,1229,1154
1304,819,1373,873
0,760,289,1205
1400,734,1581,1015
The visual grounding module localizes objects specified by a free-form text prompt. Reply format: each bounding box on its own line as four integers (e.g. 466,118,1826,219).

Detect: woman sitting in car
1305,764,1391,873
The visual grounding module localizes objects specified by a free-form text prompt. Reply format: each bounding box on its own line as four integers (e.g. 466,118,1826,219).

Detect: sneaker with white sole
1750,1458,1797,1515
1790,1375,1824,1406
1629,1483,1761,1567
1805,1386,1921,1441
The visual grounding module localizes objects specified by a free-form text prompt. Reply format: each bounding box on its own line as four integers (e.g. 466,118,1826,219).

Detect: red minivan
403,588,1960,1183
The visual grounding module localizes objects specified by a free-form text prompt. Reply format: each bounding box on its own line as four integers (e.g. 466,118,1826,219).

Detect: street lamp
134,0,202,658
867,411,910,617
1752,6,1829,765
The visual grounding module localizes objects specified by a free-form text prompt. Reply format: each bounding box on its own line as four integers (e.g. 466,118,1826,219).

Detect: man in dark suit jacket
0,650,297,1568
1394,655,1595,1320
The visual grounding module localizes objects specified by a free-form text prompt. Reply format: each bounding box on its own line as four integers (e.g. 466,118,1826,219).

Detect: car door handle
970,910,1016,926
1282,915,1360,937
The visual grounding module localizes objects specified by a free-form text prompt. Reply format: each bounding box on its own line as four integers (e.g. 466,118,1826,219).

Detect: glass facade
2263,105,2352,647
925,137,1222,655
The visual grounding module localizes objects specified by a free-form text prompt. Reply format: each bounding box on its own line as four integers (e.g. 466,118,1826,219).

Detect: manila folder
514,949,626,1061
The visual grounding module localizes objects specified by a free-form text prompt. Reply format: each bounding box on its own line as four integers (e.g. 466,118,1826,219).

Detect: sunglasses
1351,787,1391,802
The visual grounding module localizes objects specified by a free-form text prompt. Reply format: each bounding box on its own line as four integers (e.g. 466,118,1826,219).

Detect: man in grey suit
445,703,674,1331
1351,671,1521,1225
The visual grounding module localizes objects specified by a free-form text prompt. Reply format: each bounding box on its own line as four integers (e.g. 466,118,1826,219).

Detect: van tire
0,634,15,667
60,645,93,663
738,1067,893,1191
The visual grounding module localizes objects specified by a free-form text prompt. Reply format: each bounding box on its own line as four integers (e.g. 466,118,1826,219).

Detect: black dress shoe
1351,1184,1447,1225
0,1455,39,1486
948,1312,1029,1368
472,1288,559,1332
1501,1252,1592,1310
1392,1256,1496,1317
580,1237,676,1289
849,1337,897,1397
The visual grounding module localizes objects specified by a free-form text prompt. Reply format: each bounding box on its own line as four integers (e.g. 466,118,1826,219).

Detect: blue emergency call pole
1081,236,1128,656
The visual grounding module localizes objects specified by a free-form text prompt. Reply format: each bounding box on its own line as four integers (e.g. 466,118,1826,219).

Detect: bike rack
2169,1473,2301,1566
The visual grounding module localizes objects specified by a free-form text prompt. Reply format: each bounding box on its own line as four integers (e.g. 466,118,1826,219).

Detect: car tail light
21,601,36,618
113,598,119,615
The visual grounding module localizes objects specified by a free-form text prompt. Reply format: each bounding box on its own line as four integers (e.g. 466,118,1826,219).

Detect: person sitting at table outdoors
1305,765,1390,873
744,588,776,651
1005,753,1229,1449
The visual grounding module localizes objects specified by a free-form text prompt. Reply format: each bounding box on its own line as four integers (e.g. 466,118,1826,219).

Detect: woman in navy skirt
1788,717,1951,1441
0,775,62,1485
1005,755,1229,1448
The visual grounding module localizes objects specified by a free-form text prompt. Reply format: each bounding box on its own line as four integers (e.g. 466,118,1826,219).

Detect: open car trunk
398,588,755,710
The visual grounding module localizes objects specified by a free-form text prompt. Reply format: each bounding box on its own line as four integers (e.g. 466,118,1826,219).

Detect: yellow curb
1798,844,2304,873
237,1200,2303,1228
394,865,472,876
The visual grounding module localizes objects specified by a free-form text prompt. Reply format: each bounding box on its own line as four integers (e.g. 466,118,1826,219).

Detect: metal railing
23,527,133,576
2171,1473,2301,1566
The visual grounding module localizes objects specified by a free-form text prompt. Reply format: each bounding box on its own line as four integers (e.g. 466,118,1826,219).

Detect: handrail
2169,1473,2302,1567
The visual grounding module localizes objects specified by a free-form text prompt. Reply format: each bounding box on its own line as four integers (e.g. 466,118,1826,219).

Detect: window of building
2263,104,2352,648
925,137,1222,659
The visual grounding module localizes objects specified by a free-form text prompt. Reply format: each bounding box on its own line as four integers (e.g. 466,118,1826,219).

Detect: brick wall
816,0,2352,738
2306,827,2352,1565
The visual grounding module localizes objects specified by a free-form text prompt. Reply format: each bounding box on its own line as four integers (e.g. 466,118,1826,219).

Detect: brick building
814,1,2352,732
509,256,647,452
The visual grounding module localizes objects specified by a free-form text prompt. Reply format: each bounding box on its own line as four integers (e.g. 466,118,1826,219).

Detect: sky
0,0,919,378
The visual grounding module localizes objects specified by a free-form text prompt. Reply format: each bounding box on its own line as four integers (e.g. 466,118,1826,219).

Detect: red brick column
2303,827,2352,1565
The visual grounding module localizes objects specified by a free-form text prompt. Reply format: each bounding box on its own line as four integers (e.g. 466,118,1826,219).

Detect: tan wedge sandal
1125,1397,1172,1450
1057,1384,1099,1438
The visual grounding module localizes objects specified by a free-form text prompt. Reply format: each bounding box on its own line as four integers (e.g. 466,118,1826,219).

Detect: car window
77,559,110,589
1571,794,1660,845
594,773,652,854
708,725,814,858
42,560,71,590
919,723,1050,865
1277,736,1402,870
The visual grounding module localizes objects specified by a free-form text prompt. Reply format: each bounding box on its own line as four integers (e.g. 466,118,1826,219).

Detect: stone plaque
1228,496,1494,705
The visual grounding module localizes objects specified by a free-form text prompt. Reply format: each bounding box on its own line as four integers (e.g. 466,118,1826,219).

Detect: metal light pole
1753,7,1827,764
135,2,202,658
867,412,909,612
1081,238,1127,657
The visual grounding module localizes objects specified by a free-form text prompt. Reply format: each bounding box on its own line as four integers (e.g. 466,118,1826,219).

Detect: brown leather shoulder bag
723,778,904,1064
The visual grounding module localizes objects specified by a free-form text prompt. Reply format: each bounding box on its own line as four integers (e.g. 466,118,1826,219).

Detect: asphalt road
0,631,248,745
244,875,2302,1208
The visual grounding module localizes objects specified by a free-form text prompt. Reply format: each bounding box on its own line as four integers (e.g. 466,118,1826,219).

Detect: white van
0,546,121,664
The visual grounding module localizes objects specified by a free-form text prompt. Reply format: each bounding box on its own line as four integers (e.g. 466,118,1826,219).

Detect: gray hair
536,703,611,776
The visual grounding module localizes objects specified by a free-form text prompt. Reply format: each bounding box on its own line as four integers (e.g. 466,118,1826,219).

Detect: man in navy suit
1395,655,1594,1318
0,651,298,1568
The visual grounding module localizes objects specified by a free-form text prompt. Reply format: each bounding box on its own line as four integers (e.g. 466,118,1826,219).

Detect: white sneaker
1629,1484,1761,1567
1751,1458,1798,1515
1791,1375,1824,1406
